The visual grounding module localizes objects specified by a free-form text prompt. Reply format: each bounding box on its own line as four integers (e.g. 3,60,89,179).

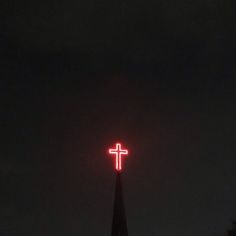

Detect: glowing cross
108,143,129,171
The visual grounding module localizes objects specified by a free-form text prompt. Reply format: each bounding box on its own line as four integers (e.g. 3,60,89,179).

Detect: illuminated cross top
108,143,129,172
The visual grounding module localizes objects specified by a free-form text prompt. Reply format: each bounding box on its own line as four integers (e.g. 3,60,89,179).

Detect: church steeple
111,172,128,236
228,222,236,236
108,142,129,236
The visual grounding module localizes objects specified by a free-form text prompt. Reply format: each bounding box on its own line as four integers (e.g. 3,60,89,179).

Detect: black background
0,0,236,235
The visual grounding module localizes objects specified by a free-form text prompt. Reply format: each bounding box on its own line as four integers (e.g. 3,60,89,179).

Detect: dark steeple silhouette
111,172,128,236
228,222,236,236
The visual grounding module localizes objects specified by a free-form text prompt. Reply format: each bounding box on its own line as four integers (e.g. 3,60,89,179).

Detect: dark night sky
0,0,236,235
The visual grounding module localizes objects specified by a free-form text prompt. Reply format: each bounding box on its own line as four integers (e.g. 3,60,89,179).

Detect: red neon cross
108,143,128,171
